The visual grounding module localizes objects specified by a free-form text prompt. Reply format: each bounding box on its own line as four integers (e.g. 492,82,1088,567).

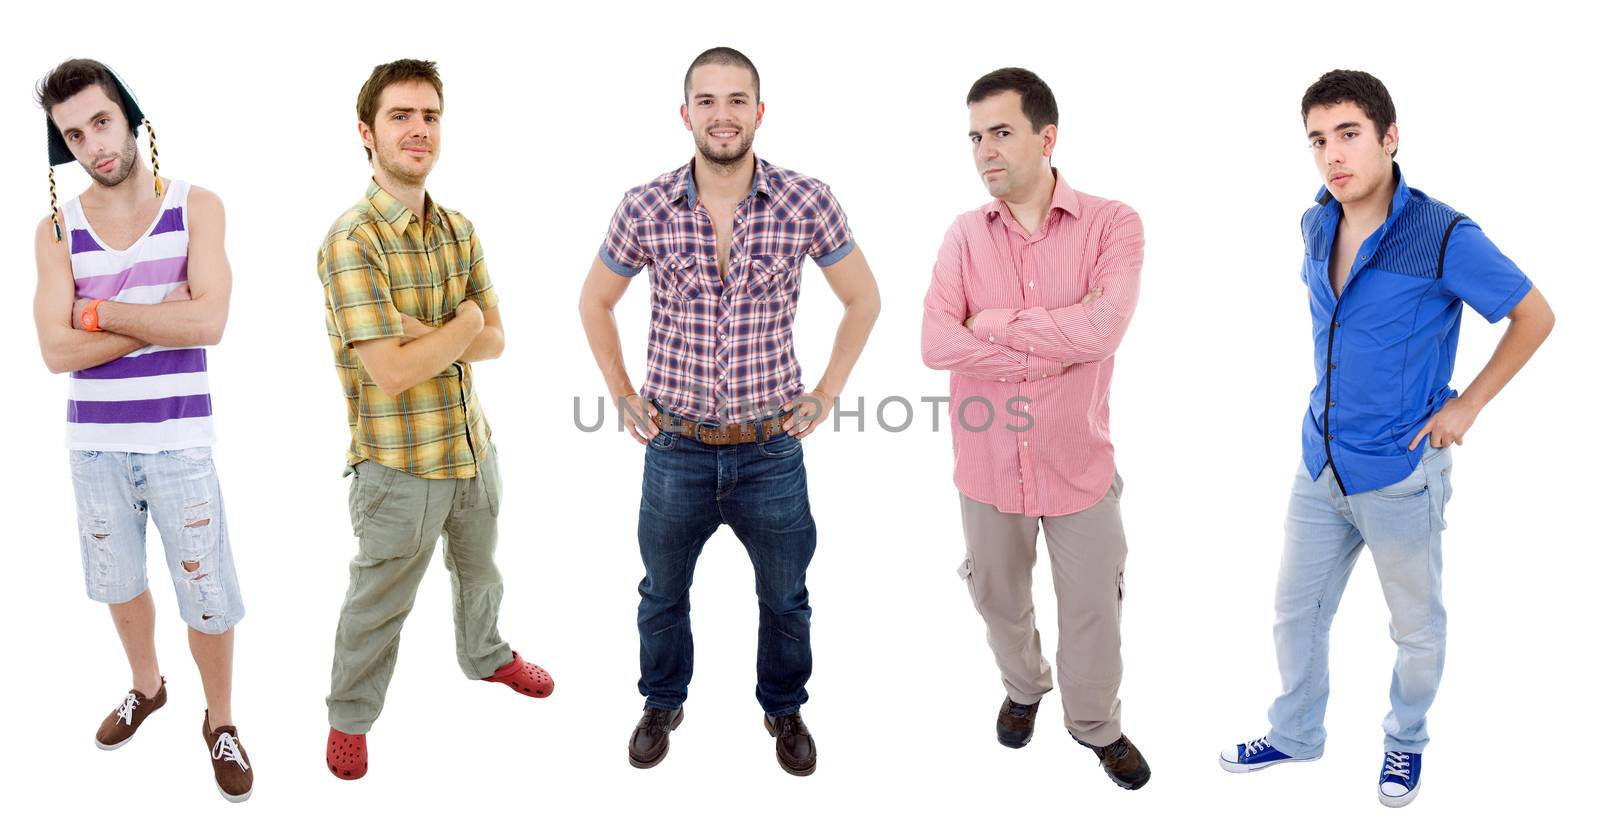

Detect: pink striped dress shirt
922,173,1143,517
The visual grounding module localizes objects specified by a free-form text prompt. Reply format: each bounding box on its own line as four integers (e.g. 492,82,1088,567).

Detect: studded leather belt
658,412,794,446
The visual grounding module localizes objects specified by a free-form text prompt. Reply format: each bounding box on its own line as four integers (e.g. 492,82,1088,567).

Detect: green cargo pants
326,445,511,733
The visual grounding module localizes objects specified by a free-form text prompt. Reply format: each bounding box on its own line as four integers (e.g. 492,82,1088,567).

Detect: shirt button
1330,363,1337,370
1028,346,1034,352
1028,280,1035,288
1000,377,1007,383
1333,321,1341,329
1022,441,1029,448
1326,434,1334,441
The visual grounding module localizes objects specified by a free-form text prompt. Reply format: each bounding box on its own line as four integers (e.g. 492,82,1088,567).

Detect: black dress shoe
628,707,684,769
1076,733,1152,790
763,712,816,776
997,697,1040,748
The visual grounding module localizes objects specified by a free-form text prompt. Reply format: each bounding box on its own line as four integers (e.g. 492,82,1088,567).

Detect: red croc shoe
327,727,367,780
483,651,553,698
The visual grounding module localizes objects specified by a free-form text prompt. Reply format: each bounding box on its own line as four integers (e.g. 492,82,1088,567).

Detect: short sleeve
599,198,648,277
1440,220,1532,323
465,230,499,310
807,184,856,267
320,232,404,348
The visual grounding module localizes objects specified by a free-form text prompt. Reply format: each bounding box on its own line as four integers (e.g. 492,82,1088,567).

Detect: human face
681,64,762,167
1305,101,1398,206
968,90,1055,200
361,80,441,185
50,84,138,188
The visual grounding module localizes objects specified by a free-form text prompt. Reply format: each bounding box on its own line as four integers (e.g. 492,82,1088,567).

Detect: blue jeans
1267,443,1453,756
636,427,817,716
67,447,245,634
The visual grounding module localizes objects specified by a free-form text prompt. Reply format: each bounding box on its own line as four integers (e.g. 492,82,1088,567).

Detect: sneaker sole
1218,752,1321,773
218,785,252,803
628,709,685,769
94,735,134,751
1379,783,1419,808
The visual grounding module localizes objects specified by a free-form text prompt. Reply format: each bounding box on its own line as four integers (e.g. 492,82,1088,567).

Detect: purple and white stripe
61,180,215,453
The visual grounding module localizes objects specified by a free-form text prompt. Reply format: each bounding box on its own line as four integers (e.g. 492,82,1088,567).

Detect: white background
1,1,1593,815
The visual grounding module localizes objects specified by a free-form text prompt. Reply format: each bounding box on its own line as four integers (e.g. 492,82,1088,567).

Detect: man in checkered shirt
578,47,881,776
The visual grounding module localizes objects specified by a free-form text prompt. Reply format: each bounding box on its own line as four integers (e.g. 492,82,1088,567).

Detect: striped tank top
63,179,215,452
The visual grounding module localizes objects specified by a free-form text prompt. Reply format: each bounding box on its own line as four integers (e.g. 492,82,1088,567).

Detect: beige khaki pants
957,475,1127,747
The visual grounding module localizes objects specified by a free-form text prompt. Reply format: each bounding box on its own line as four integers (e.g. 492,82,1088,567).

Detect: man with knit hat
31,58,253,803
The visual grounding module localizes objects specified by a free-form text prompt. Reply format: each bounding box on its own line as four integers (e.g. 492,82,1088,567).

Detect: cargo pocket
957,554,982,613
351,464,421,560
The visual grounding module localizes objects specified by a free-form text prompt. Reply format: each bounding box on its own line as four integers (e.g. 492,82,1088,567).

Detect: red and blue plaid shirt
600,157,856,423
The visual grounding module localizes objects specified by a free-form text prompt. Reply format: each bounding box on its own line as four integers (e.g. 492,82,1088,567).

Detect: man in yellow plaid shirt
316,58,553,781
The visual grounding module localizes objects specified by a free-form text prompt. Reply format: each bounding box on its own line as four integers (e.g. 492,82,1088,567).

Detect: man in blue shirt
1219,70,1555,808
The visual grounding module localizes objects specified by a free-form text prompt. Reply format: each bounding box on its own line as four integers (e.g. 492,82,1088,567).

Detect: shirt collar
366,179,438,228
670,156,774,207
983,168,1080,221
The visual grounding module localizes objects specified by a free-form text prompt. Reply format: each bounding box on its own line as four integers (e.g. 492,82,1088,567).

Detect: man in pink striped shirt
922,68,1148,790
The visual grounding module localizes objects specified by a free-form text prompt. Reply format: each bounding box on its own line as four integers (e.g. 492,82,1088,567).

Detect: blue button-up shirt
1299,166,1532,494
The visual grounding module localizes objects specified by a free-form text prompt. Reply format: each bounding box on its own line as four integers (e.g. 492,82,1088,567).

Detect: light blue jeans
1266,443,1453,756
68,448,245,634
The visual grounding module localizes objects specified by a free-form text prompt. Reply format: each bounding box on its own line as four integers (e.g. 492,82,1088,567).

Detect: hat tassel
48,166,62,243
144,118,163,196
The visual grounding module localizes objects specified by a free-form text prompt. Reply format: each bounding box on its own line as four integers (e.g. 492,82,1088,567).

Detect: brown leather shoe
1077,733,1151,790
763,712,816,777
628,707,683,769
95,677,166,750
997,697,1039,748
204,711,253,803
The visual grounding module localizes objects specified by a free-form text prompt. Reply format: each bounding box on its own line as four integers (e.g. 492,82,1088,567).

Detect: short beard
85,135,138,188
375,144,430,186
694,128,754,168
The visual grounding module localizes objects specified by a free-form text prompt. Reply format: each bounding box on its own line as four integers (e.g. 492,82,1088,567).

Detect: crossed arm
34,188,231,374
921,210,1144,380
352,301,501,397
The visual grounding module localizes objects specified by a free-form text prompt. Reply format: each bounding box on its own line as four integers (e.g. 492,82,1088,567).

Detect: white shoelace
212,732,250,771
116,693,140,726
1244,737,1271,756
1383,751,1411,780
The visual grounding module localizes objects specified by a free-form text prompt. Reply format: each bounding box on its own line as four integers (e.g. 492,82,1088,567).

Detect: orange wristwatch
81,299,106,332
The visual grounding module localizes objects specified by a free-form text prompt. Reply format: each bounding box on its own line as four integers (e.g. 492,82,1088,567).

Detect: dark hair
37,58,132,123
966,67,1058,132
356,59,444,161
683,47,760,102
1301,69,1397,157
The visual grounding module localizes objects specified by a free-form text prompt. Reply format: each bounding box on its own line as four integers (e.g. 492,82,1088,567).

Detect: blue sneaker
1218,736,1321,773
1378,751,1422,807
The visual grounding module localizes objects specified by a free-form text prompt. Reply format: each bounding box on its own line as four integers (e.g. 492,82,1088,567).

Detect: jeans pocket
164,447,214,466
758,432,801,459
68,449,102,466
648,430,677,451
1373,464,1428,499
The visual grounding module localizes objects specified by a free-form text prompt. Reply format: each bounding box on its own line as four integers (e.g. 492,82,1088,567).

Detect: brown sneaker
997,697,1040,748
95,677,166,750
1077,733,1152,790
203,711,253,803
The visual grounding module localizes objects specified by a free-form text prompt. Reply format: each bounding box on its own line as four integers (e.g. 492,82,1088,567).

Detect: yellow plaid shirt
319,180,498,479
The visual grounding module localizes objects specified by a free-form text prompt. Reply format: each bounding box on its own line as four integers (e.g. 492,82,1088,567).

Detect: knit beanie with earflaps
44,65,163,242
